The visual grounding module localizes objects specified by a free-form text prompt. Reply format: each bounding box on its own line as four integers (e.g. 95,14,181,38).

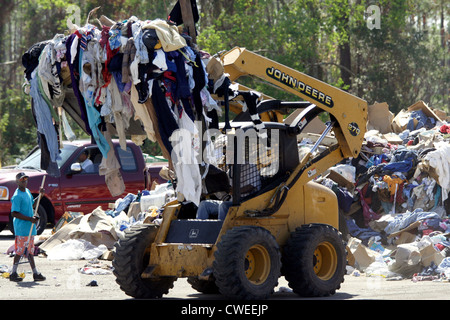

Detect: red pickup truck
0,140,167,234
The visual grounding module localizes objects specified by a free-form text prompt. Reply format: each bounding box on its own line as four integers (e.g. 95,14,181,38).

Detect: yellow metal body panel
148,181,338,277
149,243,214,277
302,181,339,227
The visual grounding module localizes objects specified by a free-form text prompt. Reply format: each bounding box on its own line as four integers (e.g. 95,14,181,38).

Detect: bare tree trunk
339,41,352,90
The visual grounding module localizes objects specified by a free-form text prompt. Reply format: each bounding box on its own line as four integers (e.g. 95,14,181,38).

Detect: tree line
0,0,448,166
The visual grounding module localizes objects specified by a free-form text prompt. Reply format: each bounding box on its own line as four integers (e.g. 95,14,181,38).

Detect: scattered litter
86,280,98,287
80,259,114,275
338,101,450,282
277,287,293,293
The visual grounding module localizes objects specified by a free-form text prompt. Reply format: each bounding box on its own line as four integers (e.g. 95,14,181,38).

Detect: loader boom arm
220,47,368,158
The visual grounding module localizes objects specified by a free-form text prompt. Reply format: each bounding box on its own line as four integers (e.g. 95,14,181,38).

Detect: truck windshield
17,144,78,170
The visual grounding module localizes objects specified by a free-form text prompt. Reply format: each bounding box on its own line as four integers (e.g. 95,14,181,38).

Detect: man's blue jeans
196,200,232,220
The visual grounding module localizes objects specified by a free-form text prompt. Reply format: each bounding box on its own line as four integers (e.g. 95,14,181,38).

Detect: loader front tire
282,224,346,297
113,224,176,298
213,226,281,300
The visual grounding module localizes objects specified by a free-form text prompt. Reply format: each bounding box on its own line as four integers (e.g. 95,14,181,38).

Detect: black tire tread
281,223,346,297
112,224,176,298
213,226,281,300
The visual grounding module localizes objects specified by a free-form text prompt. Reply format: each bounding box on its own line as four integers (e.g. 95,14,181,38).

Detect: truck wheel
281,224,346,297
35,204,48,235
8,204,47,235
213,226,281,300
113,224,176,298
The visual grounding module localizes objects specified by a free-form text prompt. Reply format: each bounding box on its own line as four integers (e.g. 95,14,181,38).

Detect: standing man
10,172,46,282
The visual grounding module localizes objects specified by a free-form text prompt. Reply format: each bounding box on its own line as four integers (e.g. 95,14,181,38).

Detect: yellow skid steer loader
112,47,367,299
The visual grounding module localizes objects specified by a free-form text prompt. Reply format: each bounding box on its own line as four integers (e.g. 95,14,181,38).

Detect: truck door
60,146,113,214
115,143,146,194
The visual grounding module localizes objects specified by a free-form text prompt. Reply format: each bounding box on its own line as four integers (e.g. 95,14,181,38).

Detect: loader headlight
0,187,9,200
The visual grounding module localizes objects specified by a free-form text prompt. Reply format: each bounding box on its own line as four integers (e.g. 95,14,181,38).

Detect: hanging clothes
22,40,50,81
236,91,266,139
142,19,187,52
143,97,173,164
65,33,92,136
168,0,200,26
122,38,136,84
131,20,150,64
99,123,126,197
109,76,132,151
192,51,206,121
151,80,180,155
214,76,232,130
170,111,202,206
29,72,61,165
78,49,110,158
37,35,65,108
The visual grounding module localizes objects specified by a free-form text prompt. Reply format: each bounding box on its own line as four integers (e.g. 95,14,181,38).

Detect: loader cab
226,121,300,204
228,100,330,204
164,101,331,245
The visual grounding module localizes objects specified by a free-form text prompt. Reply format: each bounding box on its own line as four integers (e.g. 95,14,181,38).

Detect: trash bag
46,239,107,260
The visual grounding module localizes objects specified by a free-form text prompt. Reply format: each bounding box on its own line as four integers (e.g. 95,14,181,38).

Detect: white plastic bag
365,256,401,279
46,239,107,260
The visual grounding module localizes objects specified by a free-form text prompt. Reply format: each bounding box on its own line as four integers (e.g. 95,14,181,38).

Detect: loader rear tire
113,224,176,298
281,224,346,297
213,226,281,300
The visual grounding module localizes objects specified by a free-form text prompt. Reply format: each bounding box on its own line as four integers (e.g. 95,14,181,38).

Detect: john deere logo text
266,67,334,108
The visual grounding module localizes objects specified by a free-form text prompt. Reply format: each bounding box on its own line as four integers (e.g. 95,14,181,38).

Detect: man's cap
16,172,29,181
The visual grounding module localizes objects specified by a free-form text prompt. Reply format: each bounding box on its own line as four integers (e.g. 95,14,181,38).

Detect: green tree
0,0,448,166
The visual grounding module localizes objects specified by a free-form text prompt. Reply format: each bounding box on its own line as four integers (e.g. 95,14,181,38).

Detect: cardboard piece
39,216,84,252
394,231,417,245
420,244,445,267
127,202,141,220
394,243,421,266
407,100,443,123
51,211,83,234
347,237,379,271
388,220,422,239
326,170,355,192
382,132,403,145
368,213,395,232
40,207,119,253
367,102,394,134
391,109,413,133
433,109,447,120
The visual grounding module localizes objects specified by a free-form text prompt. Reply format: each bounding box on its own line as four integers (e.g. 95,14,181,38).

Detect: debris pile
38,183,176,260
317,100,450,281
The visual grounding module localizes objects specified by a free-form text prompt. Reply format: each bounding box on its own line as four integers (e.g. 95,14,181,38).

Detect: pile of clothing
21,10,263,205
318,101,450,281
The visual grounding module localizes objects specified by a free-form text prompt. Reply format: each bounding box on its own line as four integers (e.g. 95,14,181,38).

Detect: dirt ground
0,229,129,300
2,228,450,304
